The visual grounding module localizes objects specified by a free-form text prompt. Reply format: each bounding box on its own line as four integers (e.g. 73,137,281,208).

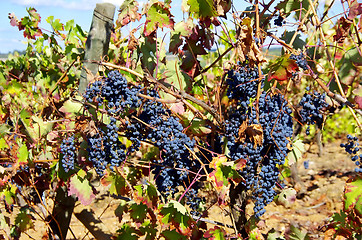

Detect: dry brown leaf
237,120,248,142
246,124,263,148
236,17,266,65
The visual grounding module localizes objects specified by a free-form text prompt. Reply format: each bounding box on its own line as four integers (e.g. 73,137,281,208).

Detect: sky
0,0,125,53
0,0,347,54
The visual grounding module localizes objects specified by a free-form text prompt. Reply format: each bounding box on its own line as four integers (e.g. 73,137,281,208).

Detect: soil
2,140,358,239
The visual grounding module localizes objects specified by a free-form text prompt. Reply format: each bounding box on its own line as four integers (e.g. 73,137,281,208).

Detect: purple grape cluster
60,135,76,173
298,88,328,135
83,71,201,214
274,15,284,27
340,135,362,173
290,53,309,71
226,66,260,108
225,64,293,218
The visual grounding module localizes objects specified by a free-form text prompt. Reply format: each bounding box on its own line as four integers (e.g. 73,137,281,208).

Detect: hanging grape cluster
340,135,362,173
225,63,293,218
82,71,203,214
298,88,329,135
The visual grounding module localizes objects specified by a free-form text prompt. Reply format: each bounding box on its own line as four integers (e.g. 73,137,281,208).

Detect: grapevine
1,1,362,239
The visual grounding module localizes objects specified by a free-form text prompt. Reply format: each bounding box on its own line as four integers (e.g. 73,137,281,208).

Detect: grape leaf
59,98,83,118
17,144,28,164
160,200,191,231
281,31,306,50
276,0,310,18
101,170,129,196
117,0,142,27
14,210,34,232
339,47,362,83
116,224,139,240
287,139,305,165
344,176,362,215
129,203,148,223
203,226,226,240
68,170,95,205
161,230,188,240
187,0,216,19
134,182,158,209
144,2,175,36
268,54,298,83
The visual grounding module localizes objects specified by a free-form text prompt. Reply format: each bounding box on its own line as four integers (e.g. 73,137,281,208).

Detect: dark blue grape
340,135,362,173
290,53,309,71
298,90,329,135
60,135,76,173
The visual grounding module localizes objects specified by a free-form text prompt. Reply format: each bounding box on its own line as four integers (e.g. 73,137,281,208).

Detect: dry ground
2,140,358,239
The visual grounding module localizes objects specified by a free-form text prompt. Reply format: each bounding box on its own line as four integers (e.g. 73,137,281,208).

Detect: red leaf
354,96,362,109
268,55,298,83
348,0,362,20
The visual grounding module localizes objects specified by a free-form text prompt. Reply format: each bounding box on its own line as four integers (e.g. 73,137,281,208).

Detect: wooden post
79,3,116,94
47,4,116,239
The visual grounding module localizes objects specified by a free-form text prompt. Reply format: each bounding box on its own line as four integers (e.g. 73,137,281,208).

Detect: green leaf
208,156,242,188
339,47,362,82
203,226,226,239
14,209,33,232
129,203,147,223
161,230,188,240
17,144,29,164
101,171,129,196
144,2,175,36
68,171,95,205
116,224,139,240
160,200,191,231
344,176,362,215
187,0,217,18
287,139,305,165
286,225,310,240
0,124,11,137
281,31,306,50
276,0,310,18
134,182,158,209
59,98,83,118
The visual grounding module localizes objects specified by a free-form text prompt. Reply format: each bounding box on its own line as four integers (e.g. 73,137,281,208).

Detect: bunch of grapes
290,53,309,71
225,63,293,218
226,65,260,107
340,135,362,173
82,71,202,214
60,135,76,173
298,88,329,135
274,15,284,27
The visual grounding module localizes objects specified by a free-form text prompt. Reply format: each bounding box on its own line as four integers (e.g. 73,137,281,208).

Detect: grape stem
97,61,223,127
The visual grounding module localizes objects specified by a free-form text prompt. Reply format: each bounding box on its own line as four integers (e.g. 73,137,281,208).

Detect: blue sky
0,0,347,54
0,0,124,53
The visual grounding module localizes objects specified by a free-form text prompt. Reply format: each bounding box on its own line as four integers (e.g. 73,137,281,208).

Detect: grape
298,90,329,135
340,135,362,173
60,135,76,173
274,15,284,27
290,53,309,71
225,63,294,218
226,65,261,104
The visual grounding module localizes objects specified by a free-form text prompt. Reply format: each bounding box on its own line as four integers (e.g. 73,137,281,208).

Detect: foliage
1,0,362,239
